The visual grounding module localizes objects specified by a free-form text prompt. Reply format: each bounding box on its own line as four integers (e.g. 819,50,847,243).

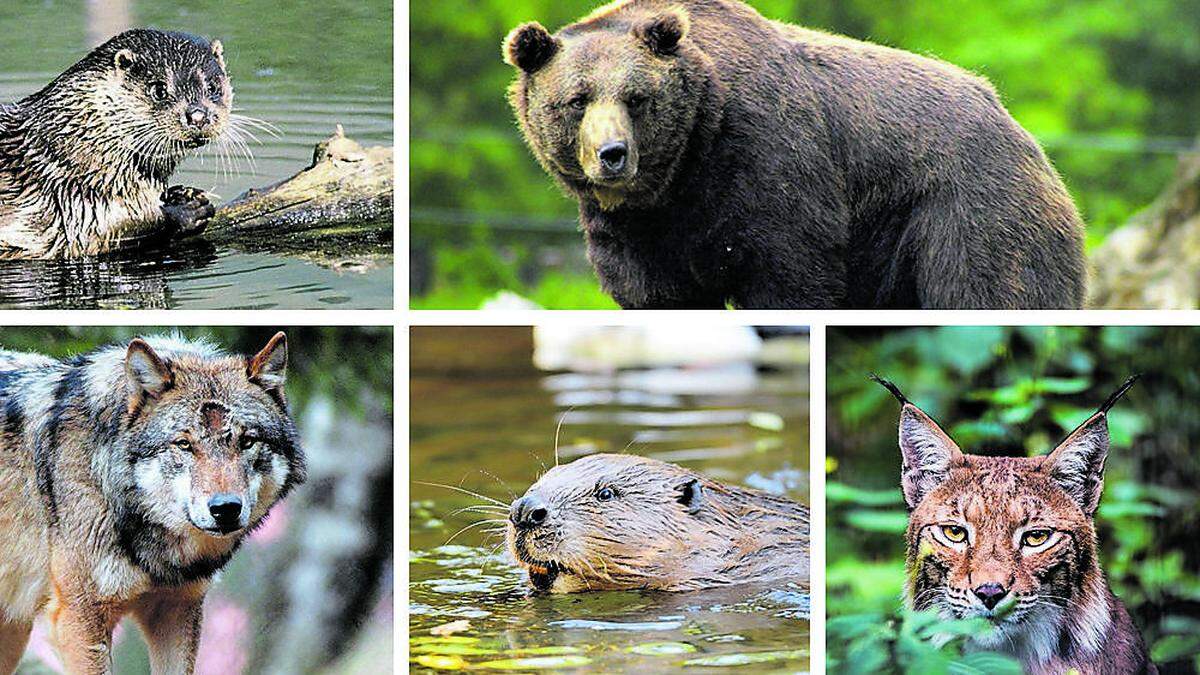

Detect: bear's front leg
161,185,215,238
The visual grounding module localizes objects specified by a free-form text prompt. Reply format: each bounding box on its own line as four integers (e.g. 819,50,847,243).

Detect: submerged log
1090,151,1200,308
205,125,393,259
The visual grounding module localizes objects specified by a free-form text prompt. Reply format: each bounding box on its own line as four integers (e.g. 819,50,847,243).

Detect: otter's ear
503,22,559,73
126,339,173,401
211,39,226,71
114,48,136,72
634,9,689,56
247,332,287,391
676,478,704,515
1044,413,1109,515
898,403,963,510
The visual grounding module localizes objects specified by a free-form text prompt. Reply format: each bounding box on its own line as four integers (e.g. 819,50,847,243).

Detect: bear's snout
578,101,638,186
598,141,628,176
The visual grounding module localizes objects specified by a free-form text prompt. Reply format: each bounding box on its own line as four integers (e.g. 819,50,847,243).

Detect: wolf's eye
1021,529,1052,547
940,525,967,543
596,486,616,502
239,434,258,450
148,82,169,102
172,438,192,451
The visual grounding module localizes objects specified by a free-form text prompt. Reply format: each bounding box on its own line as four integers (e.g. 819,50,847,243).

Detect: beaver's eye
596,486,616,502
1021,529,1052,547
172,438,192,452
148,82,169,102
567,93,589,111
940,525,967,543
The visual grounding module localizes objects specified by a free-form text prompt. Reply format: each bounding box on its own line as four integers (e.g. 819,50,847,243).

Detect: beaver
0,29,231,258
506,453,809,593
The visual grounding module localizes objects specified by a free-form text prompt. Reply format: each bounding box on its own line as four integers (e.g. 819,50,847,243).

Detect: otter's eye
148,82,169,102
940,525,967,543
596,486,616,502
567,93,589,111
172,438,192,452
1022,529,1052,547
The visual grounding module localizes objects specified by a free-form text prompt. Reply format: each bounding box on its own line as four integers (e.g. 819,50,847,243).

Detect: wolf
874,375,1155,674
0,332,305,675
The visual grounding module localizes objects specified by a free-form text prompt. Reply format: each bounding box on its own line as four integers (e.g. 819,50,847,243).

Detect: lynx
875,376,1156,674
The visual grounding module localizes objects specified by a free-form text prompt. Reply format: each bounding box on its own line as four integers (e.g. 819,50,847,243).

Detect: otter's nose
973,582,1009,610
510,495,549,530
597,141,628,174
185,106,210,128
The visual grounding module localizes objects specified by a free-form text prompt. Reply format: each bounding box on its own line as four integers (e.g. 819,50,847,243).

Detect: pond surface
410,339,810,672
0,0,392,309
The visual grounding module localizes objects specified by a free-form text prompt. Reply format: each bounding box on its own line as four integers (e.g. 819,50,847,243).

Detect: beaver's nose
597,141,628,174
510,495,549,530
973,582,1009,610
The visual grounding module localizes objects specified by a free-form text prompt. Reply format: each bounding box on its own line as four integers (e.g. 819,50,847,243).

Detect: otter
0,29,231,258
506,453,809,593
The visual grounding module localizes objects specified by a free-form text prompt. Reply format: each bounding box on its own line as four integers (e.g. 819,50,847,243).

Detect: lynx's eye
1022,529,1052,547
940,525,967,543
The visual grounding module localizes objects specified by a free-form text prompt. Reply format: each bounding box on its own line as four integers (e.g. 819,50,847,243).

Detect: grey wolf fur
0,332,304,674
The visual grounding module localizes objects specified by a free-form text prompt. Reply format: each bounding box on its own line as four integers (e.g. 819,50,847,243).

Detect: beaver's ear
211,39,226,71
503,22,559,73
634,9,689,56
114,48,136,72
898,403,963,510
676,479,704,515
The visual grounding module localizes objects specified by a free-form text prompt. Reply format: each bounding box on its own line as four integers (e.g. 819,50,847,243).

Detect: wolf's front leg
130,585,207,675
50,601,114,675
0,619,32,675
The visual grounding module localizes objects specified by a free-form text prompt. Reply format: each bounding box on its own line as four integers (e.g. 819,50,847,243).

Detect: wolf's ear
634,9,689,56
126,339,173,400
211,39,226,71
1044,412,1109,515
247,332,287,391
676,478,704,515
898,403,963,509
503,22,559,73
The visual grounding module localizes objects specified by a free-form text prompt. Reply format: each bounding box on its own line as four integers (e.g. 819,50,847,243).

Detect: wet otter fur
0,29,231,258
506,453,809,593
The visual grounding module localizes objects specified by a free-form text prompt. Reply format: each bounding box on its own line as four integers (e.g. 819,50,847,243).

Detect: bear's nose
597,141,628,174
973,582,1009,610
510,495,549,530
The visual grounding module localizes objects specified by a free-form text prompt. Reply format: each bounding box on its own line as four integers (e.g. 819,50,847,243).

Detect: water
0,0,392,309
410,332,810,672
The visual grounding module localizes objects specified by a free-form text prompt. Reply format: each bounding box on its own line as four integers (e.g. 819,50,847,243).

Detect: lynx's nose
510,495,549,530
597,141,628,175
208,494,244,532
973,582,1009,610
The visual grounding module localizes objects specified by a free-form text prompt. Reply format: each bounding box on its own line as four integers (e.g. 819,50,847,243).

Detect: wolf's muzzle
207,493,244,533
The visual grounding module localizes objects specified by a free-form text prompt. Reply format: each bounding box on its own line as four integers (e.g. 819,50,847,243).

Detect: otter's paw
161,185,214,237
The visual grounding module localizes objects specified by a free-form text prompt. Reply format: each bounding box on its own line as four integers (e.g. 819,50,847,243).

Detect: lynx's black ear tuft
503,22,559,73
635,8,689,56
870,374,909,406
1044,376,1137,515
881,378,963,509
677,478,705,515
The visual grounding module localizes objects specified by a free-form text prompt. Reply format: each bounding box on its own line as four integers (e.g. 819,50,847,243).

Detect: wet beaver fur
0,29,232,258
506,453,809,592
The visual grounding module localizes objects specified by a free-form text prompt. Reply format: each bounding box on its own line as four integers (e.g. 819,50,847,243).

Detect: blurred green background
3,327,393,675
410,0,1200,309
827,326,1200,674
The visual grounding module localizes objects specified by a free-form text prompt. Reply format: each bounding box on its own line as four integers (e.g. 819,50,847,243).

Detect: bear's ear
503,22,559,73
634,8,689,56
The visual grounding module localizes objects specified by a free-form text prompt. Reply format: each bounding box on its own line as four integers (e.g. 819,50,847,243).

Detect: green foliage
828,326,1200,671
411,0,1200,307
828,609,1023,675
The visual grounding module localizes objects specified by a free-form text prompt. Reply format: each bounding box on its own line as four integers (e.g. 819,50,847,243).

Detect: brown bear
503,0,1087,309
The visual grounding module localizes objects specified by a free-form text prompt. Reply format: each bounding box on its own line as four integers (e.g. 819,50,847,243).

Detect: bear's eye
940,525,967,543
567,93,589,111
627,94,648,110
147,81,169,102
596,486,617,502
1021,529,1052,547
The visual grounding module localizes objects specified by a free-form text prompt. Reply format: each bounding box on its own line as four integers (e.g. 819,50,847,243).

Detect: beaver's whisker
416,481,508,508
476,469,517,500
448,505,508,519
443,518,508,546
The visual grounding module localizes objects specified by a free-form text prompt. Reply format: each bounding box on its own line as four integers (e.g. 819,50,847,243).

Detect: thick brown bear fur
503,0,1087,309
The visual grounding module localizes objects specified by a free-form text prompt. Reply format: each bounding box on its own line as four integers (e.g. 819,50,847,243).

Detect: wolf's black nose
973,582,1008,609
510,495,549,530
208,494,243,528
598,141,628,174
